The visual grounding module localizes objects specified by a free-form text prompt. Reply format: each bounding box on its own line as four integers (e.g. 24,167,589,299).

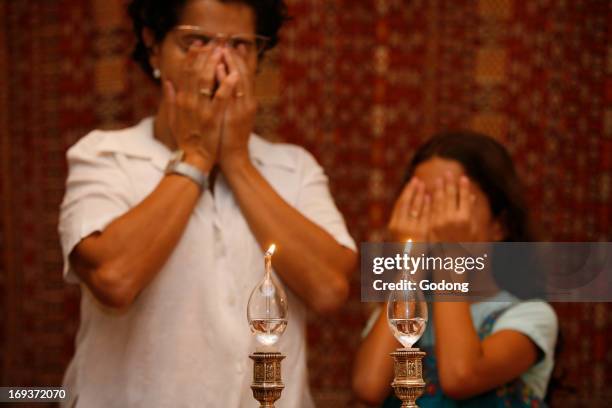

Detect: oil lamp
247,244,288,408
387,240,428,407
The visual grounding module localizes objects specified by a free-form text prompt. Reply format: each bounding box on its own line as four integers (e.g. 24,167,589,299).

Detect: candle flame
403,239,413,254
265,244,276,257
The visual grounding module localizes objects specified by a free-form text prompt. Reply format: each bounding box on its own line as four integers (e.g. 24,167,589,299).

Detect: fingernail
460,176,469,184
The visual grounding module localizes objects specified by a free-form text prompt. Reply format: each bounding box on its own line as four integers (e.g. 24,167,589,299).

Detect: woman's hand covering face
216,46,258,169
161,42,240,171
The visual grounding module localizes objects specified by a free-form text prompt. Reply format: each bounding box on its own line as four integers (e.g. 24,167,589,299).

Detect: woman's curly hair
127,0,290,82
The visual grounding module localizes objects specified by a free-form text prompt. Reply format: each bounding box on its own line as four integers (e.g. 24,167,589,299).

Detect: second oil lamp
387,240,428,408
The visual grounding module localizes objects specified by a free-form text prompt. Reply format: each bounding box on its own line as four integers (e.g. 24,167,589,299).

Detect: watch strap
165,152,209,191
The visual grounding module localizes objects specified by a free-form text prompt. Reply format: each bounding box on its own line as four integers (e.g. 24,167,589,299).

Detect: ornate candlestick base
390,347,426,408
250,351,285,408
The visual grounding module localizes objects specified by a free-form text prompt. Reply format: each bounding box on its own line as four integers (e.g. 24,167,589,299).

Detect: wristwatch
165,150,209,191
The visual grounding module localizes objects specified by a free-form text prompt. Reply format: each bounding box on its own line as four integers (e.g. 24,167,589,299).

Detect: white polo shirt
58,117,356,408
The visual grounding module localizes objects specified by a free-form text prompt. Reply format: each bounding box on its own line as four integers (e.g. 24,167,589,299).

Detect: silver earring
153,68,161,79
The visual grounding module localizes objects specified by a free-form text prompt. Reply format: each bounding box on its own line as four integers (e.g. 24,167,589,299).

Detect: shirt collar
97,116,297,172
97,117,169,170
248,133,297,171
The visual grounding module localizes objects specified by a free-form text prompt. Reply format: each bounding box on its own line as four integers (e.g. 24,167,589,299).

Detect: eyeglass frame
172,25,271,57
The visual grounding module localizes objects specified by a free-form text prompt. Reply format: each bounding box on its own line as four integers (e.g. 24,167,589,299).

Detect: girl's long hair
402,131,536,242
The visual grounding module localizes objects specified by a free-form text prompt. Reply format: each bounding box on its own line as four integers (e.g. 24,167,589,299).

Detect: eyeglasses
173,25,270,57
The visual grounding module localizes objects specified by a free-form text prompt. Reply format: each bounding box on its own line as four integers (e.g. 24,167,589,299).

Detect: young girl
352,132,558,407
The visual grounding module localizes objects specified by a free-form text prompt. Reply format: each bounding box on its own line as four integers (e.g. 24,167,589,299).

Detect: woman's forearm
71,174,203,309
222,155,357,313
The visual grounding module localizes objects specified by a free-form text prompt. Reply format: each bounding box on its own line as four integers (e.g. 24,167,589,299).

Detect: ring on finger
199,88,213,97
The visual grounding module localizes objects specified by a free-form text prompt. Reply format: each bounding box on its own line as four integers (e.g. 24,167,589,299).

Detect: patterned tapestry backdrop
0,0,610,406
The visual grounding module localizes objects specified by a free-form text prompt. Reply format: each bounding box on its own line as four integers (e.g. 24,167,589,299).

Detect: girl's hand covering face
388,177,431,242
429,172,480,242
389,173,486,243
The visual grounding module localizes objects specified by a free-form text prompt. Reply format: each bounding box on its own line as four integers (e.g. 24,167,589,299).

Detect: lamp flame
403,239,413,254
266,244,276,257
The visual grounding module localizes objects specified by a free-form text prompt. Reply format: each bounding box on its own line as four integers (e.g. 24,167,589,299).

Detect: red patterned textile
0,0,610,406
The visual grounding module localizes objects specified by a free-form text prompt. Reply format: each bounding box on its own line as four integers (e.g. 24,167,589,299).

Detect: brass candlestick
250,351,285,408
390,347,426,408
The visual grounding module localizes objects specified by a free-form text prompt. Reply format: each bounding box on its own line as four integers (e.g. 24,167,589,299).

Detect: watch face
172,149,185,162
165,149,185,173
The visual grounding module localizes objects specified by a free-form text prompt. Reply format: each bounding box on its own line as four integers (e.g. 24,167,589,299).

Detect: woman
352,132,558,407
58,1,356,407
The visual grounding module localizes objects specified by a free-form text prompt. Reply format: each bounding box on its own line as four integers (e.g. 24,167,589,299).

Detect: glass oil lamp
387,240,428,408
246,244,287,408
